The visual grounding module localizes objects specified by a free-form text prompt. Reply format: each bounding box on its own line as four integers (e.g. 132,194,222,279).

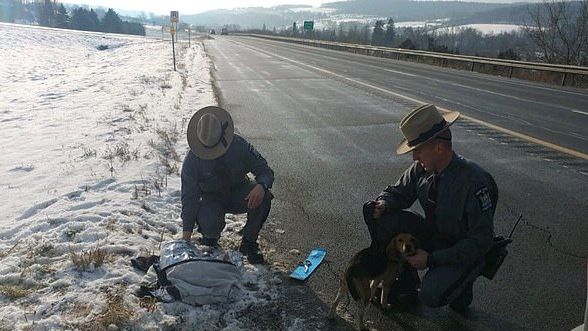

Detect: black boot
198,237,219,247
388,266,420,306
449,281,473,314
239,240,265,264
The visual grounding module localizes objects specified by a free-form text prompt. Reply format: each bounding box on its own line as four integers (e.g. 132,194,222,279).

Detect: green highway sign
303,21,314,30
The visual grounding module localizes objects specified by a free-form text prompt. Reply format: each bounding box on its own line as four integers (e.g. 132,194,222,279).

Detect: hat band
407,119,447,147
204,121,229,149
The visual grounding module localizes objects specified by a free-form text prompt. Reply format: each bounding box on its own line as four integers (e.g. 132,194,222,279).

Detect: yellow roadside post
170,11,179,71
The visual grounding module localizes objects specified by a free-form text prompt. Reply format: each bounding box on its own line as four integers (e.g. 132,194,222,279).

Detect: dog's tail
345,266,362,301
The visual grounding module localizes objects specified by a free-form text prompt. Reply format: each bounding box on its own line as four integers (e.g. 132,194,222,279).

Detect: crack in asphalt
523,221,586,259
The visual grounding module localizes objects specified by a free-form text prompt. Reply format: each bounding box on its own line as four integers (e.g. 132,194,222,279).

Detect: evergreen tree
54,3,69,28
385,18,395,46
88,9,99,31
371,20,385,46
122,21,145,36
1,0,24,23
70,7,99,31
37,0,54,26
101,8,123,33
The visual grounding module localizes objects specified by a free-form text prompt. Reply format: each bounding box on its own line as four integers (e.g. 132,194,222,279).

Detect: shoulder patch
475,186,493,212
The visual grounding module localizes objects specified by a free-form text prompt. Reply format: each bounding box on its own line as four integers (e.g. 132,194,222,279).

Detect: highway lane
204,36,587,331
229,35,588,158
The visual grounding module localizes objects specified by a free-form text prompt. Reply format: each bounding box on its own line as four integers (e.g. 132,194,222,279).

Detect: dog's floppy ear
385,236,400,259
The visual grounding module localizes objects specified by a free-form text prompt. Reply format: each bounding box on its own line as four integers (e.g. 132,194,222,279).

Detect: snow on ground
431,23,524,35
0,23,286,330
455,23,523,35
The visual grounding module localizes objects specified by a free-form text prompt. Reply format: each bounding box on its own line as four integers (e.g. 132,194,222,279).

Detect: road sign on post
169,11,179,72
303,21,314,30
170,11,179,23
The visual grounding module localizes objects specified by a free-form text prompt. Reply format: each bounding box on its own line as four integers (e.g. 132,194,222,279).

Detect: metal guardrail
240,33,588,88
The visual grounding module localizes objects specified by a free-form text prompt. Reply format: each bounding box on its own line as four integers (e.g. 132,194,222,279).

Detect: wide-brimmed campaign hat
396,104,460,155
187,106,234,160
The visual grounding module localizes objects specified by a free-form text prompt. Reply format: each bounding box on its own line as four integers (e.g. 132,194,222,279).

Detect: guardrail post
508,66,513,78
471,61,475,72
561,72,567,86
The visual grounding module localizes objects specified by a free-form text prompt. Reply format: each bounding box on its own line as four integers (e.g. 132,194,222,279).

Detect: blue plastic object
290,247,326,281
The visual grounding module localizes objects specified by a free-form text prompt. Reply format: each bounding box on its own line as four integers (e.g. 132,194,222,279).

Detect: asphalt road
204,35,587,331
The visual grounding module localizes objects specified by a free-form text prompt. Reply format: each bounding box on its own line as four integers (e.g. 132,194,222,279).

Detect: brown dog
327,233,419,330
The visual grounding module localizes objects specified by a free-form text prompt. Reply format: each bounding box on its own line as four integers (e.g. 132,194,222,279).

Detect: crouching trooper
365,104,497,313
181,106,274,264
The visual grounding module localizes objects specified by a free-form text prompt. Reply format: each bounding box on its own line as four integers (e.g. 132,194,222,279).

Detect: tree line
0,0,145,36
245,0,588,66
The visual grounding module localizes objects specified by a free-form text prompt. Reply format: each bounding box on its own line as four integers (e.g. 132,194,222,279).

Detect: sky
60,0,331,15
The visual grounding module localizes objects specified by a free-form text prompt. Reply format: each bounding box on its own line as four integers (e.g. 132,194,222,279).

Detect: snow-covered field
440,23,524,35
0,23,285,330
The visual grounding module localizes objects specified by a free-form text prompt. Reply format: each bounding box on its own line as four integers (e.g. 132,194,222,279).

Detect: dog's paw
382,303,392,311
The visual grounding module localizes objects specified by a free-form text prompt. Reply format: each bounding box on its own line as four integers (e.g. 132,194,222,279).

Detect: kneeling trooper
365,104,497,313
181,106,274,264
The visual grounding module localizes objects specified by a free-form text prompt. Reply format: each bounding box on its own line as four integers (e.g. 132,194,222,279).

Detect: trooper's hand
373,200,387,219
406,249,429,270
245,184,265,209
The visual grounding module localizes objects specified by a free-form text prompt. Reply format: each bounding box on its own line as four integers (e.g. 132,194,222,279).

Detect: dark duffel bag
481,236,512,280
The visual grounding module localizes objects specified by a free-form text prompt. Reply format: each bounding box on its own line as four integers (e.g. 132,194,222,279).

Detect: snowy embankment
0,23,283,330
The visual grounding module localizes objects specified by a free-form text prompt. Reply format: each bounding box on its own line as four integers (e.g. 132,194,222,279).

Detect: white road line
383,68,417,77
572,110,588,116
228,39,588,161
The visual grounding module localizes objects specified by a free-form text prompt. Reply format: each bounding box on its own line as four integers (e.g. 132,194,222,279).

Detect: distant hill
445,1,585,26
446,2,535,25
322,0,510,21
182,7,327,29
181,0,540,29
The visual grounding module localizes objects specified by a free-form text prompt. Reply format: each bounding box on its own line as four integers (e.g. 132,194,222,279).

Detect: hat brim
396,111,459,155
187,106,234,160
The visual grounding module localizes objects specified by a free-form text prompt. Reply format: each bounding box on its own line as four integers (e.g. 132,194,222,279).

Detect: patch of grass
131,180,151,200
70,246,108,271
79,286,135,331
159,155,179,175
0,240,20,258
103,141,139,164
148,125,181,175
140,201,154,213
0,285,31,300
81,147,97,158
140,75,155,85
103,217,117,231
63,227,82,240
32,241,56,257
139,296,158,312
160,80,172,89
36,264,57,275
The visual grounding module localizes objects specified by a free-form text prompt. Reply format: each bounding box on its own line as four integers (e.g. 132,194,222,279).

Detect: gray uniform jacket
377,153,495,267
181,134,274,228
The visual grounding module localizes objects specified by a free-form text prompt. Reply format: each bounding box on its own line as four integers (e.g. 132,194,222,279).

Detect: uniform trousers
197,180,272,243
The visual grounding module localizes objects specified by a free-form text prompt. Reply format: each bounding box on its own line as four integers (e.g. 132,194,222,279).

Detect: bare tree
524,0,588,65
